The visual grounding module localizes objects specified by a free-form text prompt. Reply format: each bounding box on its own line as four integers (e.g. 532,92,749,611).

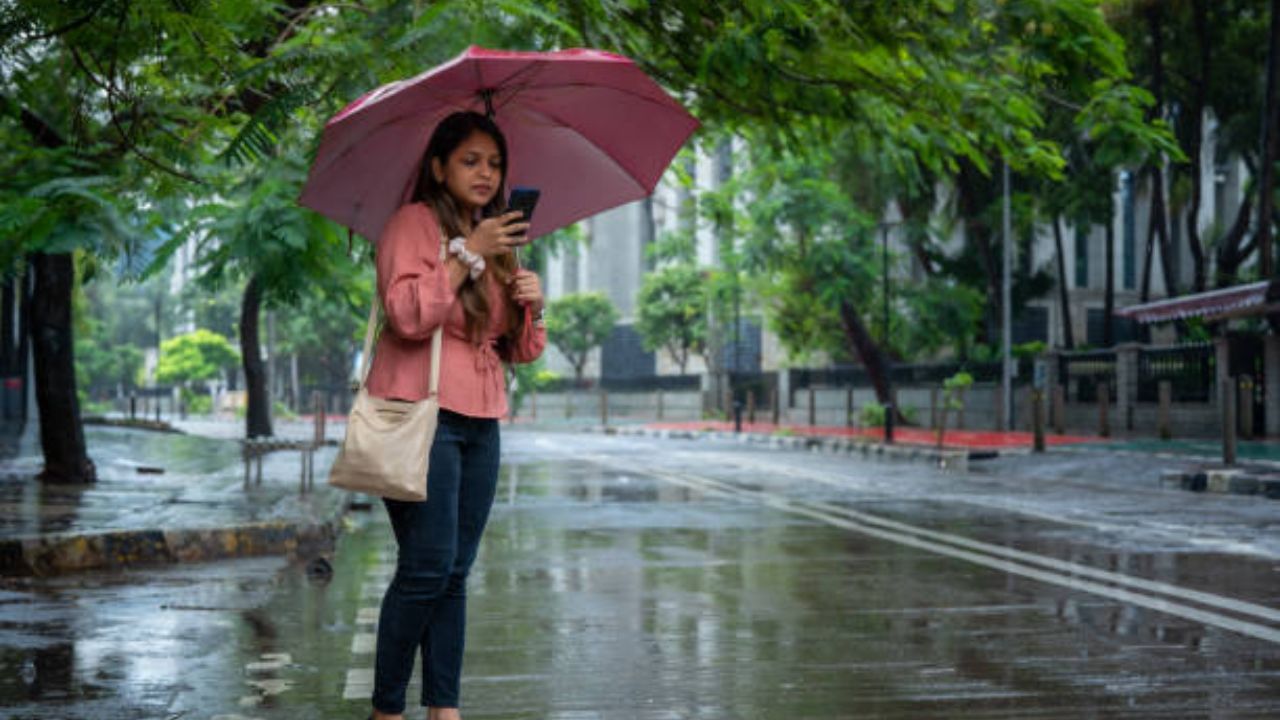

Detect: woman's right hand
466,211,531,257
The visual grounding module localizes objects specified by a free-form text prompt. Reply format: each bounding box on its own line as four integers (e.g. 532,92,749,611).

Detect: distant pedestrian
365,110,546,720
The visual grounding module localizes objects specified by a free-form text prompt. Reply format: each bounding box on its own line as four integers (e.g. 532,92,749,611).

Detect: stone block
1261,478,1280,500
1206,469,1243,494
1227,474,1261,495
1158,470,1188,490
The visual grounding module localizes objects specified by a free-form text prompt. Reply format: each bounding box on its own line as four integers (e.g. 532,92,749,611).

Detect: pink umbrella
299,45,700,243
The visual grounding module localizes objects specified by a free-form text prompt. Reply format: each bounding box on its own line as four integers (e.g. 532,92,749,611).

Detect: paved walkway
0,422,346,575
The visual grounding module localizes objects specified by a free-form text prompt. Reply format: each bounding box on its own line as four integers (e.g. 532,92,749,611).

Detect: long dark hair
412,111,521,344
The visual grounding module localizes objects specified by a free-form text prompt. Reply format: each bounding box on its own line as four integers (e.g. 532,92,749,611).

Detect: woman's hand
509,269,544,315
466,211,531,258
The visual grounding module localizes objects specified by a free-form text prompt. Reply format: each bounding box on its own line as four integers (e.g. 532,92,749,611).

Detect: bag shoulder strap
356,222,447,399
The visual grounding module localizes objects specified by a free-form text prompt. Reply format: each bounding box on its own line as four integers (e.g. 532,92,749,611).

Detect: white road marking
351,632,376,654
684,448,1280,560
343,667,422,701
577,452,1280,646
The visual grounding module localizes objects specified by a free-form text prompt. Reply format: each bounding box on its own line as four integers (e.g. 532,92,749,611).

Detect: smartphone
507,186,541,225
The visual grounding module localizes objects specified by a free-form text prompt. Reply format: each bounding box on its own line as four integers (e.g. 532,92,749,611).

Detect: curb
600,425,972,471
83,416,184,434
1158,468,1280,500
0,518,340,577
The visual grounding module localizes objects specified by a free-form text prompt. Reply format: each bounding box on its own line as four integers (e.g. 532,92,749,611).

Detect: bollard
808,387,816,427
884,402,895,444
1052,384,1065,435
313,391,326,446
1157,380,1172,440
1223,377,1238,465
1239,376,1254,440
771,386,780,426
734,398,743,433
747,390,756,425
154,398,161,423
130,394,137,420
1098,383,1110,438
1032,389,1045,452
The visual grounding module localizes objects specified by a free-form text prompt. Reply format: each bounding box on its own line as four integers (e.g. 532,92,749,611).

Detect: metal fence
791,359,1032,390
1059,350,1117,404
1137,343,1215,403
540,373,703,394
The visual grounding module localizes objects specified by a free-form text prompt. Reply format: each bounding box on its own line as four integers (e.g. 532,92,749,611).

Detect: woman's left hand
510,269,544,315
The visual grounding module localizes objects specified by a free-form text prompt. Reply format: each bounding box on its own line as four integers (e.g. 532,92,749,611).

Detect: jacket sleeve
502,306,547,364
376,205,456,341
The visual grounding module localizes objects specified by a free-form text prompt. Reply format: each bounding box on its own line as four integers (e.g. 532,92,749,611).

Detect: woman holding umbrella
365,110,545,720
300,46,698,720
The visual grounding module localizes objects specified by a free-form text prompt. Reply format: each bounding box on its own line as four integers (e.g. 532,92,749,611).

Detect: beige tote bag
328,241,445,502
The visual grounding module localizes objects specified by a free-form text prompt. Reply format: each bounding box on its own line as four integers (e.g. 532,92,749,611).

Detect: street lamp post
881,203,903,444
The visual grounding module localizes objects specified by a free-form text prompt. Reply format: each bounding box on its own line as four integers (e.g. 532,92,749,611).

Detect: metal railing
1059,350,1117,404
1137,343,1215,403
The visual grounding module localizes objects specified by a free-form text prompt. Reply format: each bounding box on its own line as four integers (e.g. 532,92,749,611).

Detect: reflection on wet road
2,429,1279,718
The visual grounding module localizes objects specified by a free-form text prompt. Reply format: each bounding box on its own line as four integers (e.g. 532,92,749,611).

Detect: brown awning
1115,280,1280,323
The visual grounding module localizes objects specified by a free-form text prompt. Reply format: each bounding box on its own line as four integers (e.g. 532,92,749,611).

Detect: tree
635,265,707,374
559,0,1175,401
155,329,240,400
275,279,371,405
545,292,619,384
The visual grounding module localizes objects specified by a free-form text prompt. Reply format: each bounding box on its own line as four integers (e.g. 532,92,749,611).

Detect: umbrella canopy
299,46,700,242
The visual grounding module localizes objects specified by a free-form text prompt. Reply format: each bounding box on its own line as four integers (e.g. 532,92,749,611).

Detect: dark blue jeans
372,409,501,713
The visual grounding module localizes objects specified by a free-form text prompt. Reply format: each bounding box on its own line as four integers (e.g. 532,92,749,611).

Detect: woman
365,111,546,720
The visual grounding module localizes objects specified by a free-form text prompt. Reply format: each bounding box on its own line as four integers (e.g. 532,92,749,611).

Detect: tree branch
28,1,111,41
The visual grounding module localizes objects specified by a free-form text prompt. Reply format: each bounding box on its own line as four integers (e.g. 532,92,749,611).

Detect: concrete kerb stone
0,518,341,577
605,425,970,471
1158,467,1280,500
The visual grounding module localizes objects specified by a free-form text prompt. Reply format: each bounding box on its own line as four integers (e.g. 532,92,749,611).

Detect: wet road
3,429,1280,718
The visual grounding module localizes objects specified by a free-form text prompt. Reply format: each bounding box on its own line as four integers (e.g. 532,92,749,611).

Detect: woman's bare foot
428,707,461,720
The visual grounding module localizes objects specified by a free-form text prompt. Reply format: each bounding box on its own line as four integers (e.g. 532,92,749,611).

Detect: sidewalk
0,420,347,576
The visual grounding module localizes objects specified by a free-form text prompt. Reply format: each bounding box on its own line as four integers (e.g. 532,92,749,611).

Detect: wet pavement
0,424,341,539
2,428,1279,717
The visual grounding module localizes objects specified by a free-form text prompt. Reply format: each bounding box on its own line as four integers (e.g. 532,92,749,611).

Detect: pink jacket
365,203,546,418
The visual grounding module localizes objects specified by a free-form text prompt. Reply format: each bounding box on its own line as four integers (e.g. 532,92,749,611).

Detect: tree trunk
1052,216,1075,349
1,275,14,375
956,163,999,345
1140,203,1156,302
17,264,30,424
30,252,96,483
837,300,900,422
1216,190,1257,287
1142,4,1176,300
1185,0,1211,292
240,274,272,438
1104,219,1116,347
1150,165,1177,298
1259,0,1280,277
